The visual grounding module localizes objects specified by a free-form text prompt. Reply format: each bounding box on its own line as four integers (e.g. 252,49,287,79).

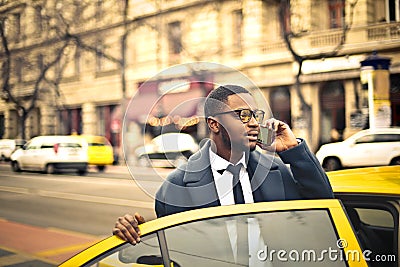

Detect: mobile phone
257,126,274,146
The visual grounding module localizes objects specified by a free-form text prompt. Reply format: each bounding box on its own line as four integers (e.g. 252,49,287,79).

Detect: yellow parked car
77,135,114,172
60,166,400,267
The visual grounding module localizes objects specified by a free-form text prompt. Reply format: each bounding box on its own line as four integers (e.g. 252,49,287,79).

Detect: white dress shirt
209,148,270,266
209,148,254,206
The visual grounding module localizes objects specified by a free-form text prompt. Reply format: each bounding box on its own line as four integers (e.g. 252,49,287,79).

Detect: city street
0,162,172,266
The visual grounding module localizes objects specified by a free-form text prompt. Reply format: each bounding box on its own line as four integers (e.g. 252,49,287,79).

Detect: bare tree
277,0,358,139
0,0,130,139
0,9,72,139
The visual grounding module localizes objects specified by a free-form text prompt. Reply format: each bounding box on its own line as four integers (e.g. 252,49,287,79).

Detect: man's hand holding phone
257,119,298,152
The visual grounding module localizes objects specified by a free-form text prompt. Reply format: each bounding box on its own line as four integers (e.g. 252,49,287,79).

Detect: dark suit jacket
155,139,334,217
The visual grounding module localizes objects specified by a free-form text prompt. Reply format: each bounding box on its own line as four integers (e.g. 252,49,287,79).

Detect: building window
118,0,127,14
168,21,182,55
0,114,4,139
387,0,400,21
232,9,243,51
261,2,281,42
37,54,44,72
5,14,21,41
54,49,62,75
15,58,23,82
390,74,400,126
58,108,82,135
74,48,81,75
95,0,103,22
34,6,43,35
97,105,120,147
96,41,104,72
13,13,21,41
97,106,106,137
74,1,82,22
328,0,345,28
320,81,346,144
270,87,291,127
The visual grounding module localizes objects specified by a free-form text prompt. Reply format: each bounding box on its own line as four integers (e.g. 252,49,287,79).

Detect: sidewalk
0,219,101,266
0,163,171,266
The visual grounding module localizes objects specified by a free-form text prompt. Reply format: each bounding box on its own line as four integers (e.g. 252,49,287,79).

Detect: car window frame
337,193,399,267
373,134,400,143
354,133,400,145
60,199,367,267
354,134,374,144
25,144,39,150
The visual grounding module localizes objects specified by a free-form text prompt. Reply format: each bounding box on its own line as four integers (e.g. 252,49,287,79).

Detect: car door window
342,199,398,267
163,209,346,266
356,208,394,228
355,134,400,144
374,134,400,143
40,143,55,149
355,135,374,144
25,143,39,150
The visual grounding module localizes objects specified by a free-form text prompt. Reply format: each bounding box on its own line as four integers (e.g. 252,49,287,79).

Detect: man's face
217,93,260,152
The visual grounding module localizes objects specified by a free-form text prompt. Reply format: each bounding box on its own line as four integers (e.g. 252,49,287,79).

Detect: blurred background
0,0,399,163
1,1,400,265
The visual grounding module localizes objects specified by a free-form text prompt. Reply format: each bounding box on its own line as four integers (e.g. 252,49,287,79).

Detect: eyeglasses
213,109,265,124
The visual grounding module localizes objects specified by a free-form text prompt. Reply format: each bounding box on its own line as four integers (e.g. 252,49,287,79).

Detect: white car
316,128,400,171
0,139,26,161
10,135,88,175
135,132,199,168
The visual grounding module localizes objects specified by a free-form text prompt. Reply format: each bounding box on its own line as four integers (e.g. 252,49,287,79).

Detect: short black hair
204,84,251,118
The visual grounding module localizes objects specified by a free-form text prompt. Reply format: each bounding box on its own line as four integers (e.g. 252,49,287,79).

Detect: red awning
125,93,160,123
125,88,205,124
160,88,204,117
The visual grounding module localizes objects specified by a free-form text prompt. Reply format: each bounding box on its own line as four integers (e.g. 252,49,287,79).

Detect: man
113,84,334,244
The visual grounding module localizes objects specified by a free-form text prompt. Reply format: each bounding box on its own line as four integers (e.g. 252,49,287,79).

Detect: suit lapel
181,142,286,206
247,151,285,202
182,140,220,208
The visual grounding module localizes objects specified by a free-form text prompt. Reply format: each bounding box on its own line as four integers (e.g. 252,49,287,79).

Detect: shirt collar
209,148,247,172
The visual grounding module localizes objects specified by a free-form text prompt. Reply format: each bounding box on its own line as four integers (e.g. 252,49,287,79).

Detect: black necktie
226,164,245,204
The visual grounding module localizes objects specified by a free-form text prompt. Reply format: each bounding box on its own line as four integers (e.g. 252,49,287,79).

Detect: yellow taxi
77,135,114,172
60,166,400,267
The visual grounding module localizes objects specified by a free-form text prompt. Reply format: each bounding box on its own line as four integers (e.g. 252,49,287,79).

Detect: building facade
0,0,399,158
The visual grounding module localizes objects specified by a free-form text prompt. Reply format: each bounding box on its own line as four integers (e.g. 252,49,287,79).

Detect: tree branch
0,19,19,105
26,40,71,114
70,34,123,66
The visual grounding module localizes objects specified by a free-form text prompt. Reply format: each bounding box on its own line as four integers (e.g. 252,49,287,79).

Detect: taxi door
60,199,368,267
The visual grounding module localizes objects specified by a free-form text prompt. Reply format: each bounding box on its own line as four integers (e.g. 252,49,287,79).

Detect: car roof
327,166,400,196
